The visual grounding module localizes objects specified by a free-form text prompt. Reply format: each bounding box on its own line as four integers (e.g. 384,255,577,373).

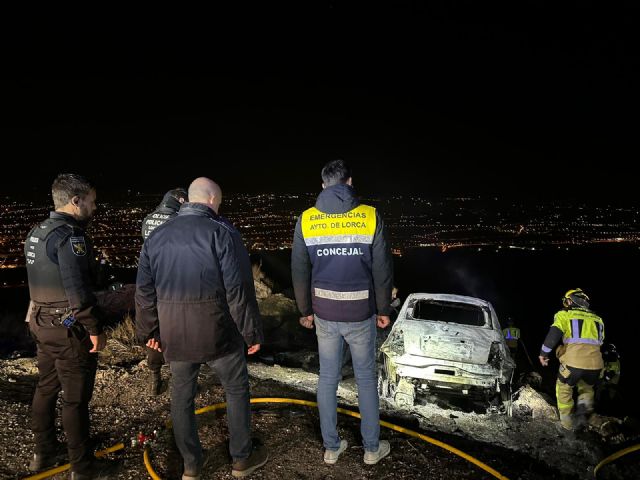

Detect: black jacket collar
50,211,84,228
178,202,218,219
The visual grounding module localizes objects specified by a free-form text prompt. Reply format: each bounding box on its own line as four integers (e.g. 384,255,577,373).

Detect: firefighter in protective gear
502,317,520,358
601,344,620,384
539,288,604,431
595,343,621,412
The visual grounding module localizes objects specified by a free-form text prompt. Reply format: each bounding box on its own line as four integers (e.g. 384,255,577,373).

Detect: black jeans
169,346,252,473
30,317,98,472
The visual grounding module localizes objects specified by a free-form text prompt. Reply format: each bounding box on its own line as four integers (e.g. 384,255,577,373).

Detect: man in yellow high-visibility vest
292,159,393,466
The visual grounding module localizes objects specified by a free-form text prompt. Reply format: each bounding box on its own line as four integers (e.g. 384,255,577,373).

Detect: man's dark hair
321,159,352,187
168,188,187,202
51,173,94,209
159,188,187,211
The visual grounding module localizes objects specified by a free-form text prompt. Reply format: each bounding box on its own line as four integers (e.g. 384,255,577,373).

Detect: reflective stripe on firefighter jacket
300,204,377,322
502,326,520,349
502,327,520,340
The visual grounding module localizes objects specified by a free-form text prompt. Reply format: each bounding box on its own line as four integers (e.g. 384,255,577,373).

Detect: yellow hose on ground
21,399,639,480
147,397,508,480
143,447,162,480
593,443,640,477
21,442,124,480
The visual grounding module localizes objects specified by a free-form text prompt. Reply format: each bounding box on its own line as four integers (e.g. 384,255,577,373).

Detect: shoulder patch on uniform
70,236,87,256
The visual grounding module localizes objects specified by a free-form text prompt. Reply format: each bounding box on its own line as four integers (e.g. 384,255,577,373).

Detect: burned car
378,293,515,414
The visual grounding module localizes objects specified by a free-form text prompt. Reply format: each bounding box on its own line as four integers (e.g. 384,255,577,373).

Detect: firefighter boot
559,412,574,431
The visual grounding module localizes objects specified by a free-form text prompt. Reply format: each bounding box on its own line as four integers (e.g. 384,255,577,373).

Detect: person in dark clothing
292,159,393,466
141,188,187,240
140,187,187,395
135,177,268,480
24,173,119,479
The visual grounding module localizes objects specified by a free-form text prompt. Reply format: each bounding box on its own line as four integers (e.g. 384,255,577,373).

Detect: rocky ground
1,278,638,480
1,336,639,480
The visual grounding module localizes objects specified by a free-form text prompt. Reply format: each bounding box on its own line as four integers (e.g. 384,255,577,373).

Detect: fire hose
23,397,639,479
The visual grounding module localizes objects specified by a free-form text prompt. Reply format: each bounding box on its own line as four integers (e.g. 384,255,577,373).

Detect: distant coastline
2,195,638,271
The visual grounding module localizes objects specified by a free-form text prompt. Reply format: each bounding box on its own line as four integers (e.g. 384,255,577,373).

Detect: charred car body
378,293,515,414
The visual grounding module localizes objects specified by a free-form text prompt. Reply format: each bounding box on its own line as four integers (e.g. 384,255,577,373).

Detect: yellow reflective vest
552,308,604,370
300,204,377,321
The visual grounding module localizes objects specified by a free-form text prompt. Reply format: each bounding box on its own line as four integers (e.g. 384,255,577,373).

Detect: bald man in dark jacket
135,177,267,480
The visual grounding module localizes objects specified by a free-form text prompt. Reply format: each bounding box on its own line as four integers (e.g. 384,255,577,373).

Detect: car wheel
394,391,413,408
394,378,415,408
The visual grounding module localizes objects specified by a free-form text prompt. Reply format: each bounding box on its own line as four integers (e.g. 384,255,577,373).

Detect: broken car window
410,300,486,327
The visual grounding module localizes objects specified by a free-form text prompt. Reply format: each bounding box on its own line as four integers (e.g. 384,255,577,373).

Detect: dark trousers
147,346,165,373
30,318,98,472
169,346,252,473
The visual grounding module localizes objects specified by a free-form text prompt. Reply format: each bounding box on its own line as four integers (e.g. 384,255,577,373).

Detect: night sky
3,3,639,200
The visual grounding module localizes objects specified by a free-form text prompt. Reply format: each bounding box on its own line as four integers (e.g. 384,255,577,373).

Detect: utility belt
32,304,77,328
37,306,69,315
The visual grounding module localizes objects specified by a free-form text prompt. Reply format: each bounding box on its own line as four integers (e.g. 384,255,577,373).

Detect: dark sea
1,245,636,412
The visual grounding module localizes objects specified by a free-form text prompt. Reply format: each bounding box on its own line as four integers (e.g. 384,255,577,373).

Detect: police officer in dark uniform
25,173,119,479
141,188,186,395
141,188,187,240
